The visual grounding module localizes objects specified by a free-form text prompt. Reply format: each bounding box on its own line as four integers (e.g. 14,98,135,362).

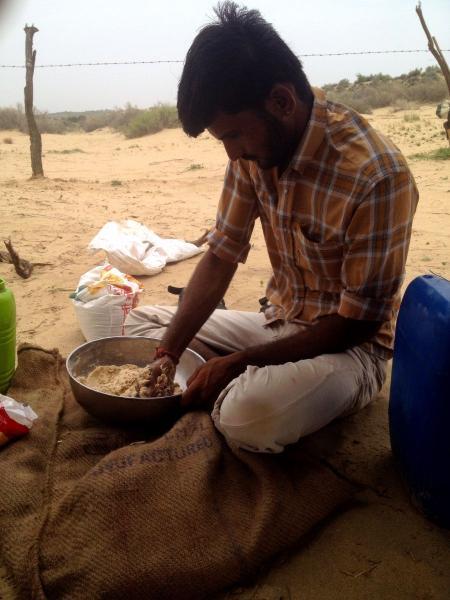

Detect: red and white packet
0,394,38,448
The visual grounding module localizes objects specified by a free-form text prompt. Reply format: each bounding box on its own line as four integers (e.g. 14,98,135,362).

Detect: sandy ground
1,104,449,598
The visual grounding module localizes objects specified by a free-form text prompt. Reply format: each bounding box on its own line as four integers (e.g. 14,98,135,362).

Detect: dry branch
3,239,34,278
1,239,51,279
416,3,450,143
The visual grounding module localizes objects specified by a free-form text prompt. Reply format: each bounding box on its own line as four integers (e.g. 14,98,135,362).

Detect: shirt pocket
292,222,343,282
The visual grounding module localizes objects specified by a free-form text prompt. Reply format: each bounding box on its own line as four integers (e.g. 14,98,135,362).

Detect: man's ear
264,83,297,119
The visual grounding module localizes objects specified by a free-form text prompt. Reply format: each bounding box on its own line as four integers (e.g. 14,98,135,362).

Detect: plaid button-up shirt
208,89,419,359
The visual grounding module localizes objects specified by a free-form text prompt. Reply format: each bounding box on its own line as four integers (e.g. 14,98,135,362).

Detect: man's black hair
177,1,313,137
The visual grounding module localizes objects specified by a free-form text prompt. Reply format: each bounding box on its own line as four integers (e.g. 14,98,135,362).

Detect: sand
1,104,449,598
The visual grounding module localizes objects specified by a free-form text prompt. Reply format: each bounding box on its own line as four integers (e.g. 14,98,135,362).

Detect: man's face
207,109,296,170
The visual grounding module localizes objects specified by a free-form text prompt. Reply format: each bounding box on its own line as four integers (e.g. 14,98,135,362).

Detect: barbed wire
1,48,449,68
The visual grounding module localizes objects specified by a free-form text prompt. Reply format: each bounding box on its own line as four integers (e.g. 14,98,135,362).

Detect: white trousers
124,306,387,453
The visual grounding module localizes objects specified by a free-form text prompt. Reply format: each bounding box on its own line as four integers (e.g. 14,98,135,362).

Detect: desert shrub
3,137,13,144
35,111,76,134
355,73,372,84
409,147,450,160
76,104,176,137
405,80,448,104
326,67,447,114
123,104,179,139
335,78,350,91
109,104,141,131
0,105,77,134
80,111,115,132
0,106,26,131
47,148,86,154
328,89,373,113
79,106,138,133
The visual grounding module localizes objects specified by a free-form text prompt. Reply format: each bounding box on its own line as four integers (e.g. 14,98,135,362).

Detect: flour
79,364,181,398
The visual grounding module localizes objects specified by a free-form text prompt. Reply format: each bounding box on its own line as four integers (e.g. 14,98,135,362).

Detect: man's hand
137,356,176,398
181,352,245,409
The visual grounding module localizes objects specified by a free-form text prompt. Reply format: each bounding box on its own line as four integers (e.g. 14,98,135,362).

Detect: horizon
0,0,449,113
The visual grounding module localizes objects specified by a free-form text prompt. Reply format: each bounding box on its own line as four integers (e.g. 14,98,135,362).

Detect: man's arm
159,248,237,358
140,249,236,397
143,158,257,395
182,314,381,407
160,157,259,358
238,313,380,366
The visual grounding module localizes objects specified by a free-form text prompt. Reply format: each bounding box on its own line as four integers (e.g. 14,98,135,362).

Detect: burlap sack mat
0,345,354,600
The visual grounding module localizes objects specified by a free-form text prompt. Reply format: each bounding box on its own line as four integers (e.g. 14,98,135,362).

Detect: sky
0,0,449,113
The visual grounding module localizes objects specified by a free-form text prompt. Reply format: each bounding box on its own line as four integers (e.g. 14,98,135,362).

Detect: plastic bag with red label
0,394,38,448
71,264,143,341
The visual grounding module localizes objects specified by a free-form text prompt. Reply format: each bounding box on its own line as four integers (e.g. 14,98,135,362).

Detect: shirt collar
289,87,327,175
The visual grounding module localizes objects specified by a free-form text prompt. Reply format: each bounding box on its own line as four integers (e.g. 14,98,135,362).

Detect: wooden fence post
24,24,44,177
416,3,450,145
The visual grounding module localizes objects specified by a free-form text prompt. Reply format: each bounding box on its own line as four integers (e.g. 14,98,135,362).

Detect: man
125,2,418,453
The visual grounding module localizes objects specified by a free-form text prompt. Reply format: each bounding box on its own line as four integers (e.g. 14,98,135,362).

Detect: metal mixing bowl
66,336,205,424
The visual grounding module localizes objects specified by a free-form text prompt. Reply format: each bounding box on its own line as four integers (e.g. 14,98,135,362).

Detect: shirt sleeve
339,170,419,322
208,159,259,264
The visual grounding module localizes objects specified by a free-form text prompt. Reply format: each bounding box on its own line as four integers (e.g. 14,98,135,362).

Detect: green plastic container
0,278,16,393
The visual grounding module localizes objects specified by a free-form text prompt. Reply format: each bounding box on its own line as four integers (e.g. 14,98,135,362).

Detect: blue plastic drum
389,274,450,528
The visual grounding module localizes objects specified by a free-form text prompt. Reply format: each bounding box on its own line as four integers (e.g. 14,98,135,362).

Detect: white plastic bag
72,264,143,341
0,394,38,447
88,220,203,276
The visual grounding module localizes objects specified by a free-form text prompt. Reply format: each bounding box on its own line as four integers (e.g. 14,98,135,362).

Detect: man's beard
250,110,298,171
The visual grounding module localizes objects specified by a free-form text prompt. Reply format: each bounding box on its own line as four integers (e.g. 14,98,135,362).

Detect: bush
0,105,77,134
123,104,179,139
404,80,447,104
3,137,13,144
409,147,450,161
80,111,114,133
71,103,177,137
0,103,180,138
109,104,141,131
47,148,85,154
328,88,375,113
0,106,26,131
326,67,447,114
35,111,76,134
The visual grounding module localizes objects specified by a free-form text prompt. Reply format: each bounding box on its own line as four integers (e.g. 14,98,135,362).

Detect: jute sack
0,346,354,600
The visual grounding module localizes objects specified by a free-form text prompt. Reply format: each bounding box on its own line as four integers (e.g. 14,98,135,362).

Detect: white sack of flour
88,220,203,276
72,264,143,340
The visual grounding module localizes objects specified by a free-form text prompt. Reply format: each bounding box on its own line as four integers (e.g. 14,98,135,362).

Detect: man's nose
223,139,242,161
